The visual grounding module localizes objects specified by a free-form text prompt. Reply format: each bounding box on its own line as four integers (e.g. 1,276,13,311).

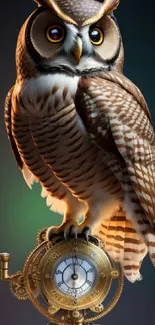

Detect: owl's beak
73,37,83,63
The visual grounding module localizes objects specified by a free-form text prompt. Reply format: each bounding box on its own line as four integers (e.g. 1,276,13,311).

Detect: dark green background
0,0,155,324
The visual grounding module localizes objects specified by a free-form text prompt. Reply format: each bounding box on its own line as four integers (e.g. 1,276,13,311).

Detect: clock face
53,255,97,298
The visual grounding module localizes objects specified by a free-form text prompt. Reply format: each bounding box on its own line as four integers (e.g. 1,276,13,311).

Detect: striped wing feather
99,209,147,282
4,87,36,189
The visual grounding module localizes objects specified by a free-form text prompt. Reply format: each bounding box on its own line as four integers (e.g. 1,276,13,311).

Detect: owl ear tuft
34,0,56,8
102,0,120,15
82,0,120,26
33,0,78,25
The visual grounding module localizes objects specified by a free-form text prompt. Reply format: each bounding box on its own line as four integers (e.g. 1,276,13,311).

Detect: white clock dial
53,255,96,298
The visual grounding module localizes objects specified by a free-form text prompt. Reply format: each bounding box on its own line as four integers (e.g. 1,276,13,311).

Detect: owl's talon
81,226,91,241
64,225,79,241
47,226,60,241
64,226,70,241
70,225,78,240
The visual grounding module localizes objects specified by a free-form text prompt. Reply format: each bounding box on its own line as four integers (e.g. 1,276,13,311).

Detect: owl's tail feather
141,228,155,266
98,209,147,282
128,212,155,267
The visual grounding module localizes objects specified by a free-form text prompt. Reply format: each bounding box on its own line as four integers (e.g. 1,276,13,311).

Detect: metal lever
0,253,10,280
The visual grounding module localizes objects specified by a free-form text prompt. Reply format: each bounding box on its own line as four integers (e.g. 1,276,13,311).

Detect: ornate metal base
48,309,96,324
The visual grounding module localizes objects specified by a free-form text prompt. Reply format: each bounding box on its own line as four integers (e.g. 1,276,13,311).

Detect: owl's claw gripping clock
64,224,91,241
64,224,79,241
81,226,91,242
47,221,80,241
47,221,92,242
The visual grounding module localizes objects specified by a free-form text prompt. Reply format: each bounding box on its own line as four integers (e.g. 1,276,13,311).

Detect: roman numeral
86,280,92,285
72,257,79,265
56,270,62,275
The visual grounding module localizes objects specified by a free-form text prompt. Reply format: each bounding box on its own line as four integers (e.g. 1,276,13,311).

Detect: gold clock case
0,231,124,324
39,238,112,310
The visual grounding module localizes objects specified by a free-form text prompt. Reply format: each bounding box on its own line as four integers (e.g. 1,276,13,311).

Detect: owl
5,0,155,283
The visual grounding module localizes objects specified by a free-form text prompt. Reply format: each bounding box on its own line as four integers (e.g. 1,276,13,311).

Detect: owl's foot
47,220,79,241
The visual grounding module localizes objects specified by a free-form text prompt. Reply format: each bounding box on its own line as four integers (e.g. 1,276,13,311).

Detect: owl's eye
46,25,65,43
89,27,104,45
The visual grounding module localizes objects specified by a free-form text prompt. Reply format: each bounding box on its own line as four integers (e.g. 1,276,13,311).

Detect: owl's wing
75,71,155,259
75,71,155,222
4,87,68,215
99,209,147,282
4,87,37,189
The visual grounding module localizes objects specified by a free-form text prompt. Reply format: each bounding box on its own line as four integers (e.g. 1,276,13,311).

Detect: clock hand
72,256,77,275
71,255,79,281
75,254,80,274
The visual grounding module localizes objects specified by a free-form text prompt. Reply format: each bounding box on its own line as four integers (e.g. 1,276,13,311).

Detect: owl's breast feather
12,73,80,117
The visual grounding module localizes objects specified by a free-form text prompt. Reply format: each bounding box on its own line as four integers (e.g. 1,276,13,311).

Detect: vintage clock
0,230,124,324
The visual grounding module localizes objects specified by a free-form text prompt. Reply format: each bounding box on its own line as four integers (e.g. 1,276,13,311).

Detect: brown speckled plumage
5,0,155,282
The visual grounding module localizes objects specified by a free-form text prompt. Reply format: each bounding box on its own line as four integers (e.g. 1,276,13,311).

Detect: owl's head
16,0,124,78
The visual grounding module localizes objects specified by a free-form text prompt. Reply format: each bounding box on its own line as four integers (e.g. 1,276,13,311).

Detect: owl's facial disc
28,9,121,75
